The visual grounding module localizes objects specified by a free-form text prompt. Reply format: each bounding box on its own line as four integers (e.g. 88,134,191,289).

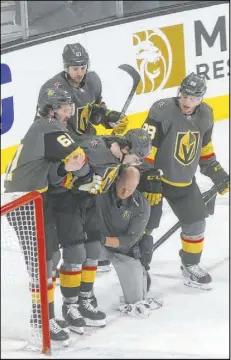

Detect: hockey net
1,191,51,355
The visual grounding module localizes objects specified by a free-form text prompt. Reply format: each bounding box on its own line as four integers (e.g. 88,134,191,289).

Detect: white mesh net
1,192,48,353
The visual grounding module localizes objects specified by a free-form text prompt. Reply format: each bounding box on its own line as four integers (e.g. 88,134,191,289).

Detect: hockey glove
201,160,229,195
103,110,128,134
138,169,162,206
111,116,129,135
78,174,102,194
139,233,154,270
89,104,107,126
71,170,102,195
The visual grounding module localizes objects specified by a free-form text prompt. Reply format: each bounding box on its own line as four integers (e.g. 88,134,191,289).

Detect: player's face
116,177,139,199
56,104,73,124
68,65,87,83
178,95,202,114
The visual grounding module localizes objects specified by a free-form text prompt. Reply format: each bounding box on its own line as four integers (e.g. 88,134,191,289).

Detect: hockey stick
116,64,141,122
152,185,218,253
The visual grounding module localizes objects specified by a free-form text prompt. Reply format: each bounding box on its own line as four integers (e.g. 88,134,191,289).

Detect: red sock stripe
200,153,215,160
181,236,204,243
82,266,97,271
60,270,82,275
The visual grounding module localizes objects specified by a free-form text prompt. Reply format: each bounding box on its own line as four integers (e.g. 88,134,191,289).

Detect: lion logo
133,25,186,94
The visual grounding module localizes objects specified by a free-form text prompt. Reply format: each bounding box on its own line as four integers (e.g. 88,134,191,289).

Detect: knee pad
62,243,86,265
181,219,206,239
84,241,101,260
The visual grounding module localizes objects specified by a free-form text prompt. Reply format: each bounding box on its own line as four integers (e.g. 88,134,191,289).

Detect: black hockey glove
138,168,162,206
104,110,128,134
201,160,229,195
139,233,154,270
89,104,107,125
104,110,121,124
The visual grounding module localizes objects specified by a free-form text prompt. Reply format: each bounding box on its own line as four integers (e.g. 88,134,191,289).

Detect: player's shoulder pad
149,98,175,122
80,136,104,153
199,102,214,124
39,73,64,95
32,117,63,133
200,102,214,114
86,71,102,88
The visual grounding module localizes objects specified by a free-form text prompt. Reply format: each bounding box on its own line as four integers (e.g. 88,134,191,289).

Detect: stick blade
118,64,141,86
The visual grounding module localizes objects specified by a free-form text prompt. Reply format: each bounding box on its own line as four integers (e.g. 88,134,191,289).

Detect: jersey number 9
142,123,156,140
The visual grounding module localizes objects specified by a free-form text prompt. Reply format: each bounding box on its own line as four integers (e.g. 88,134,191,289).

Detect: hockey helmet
38,86,73,113
180,72,207,97
62,43,89,68
125,129,152,159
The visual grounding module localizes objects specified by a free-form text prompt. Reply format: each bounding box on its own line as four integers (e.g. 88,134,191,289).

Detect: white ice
1,119,229,359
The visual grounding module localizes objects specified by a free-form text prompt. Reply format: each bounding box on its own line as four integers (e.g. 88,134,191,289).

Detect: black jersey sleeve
44,131,86,163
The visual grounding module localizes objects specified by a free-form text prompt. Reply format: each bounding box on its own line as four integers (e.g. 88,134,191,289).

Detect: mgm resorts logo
133,25,186,94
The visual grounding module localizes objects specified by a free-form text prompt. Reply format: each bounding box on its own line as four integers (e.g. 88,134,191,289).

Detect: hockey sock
180,234,204,265
79,259,97,298
59,263,82,299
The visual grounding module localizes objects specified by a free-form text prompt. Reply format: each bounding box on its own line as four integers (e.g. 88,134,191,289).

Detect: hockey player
98,165,162,317
36,42,128,137
48,128,152,332
140,72,229,290
4,86,101,342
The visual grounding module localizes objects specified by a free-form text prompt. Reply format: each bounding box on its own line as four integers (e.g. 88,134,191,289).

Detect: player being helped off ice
4,86,101,344
141,72,229,290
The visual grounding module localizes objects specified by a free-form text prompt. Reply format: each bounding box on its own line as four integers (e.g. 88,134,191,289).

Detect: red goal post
1,191,51,355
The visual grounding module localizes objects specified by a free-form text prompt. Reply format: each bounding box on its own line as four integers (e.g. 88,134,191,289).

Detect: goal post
1,191,51,355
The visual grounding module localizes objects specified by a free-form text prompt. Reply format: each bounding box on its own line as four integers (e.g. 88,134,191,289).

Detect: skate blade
51,338,70,348
184,279,212,291
62,327,70,334
69,325,84,335
84,318,106,327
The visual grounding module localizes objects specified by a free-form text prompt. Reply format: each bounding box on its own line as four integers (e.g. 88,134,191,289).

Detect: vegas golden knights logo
101,166,120,193
174,131,200,166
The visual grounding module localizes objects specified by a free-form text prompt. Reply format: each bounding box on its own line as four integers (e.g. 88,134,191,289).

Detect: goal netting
1,191,51,354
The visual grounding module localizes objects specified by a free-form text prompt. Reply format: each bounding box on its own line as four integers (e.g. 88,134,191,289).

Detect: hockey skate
30,317,69,348
49,318,69,344
78,296,106,327
180,263,212,290
97,260,112,273
62,303,86,334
